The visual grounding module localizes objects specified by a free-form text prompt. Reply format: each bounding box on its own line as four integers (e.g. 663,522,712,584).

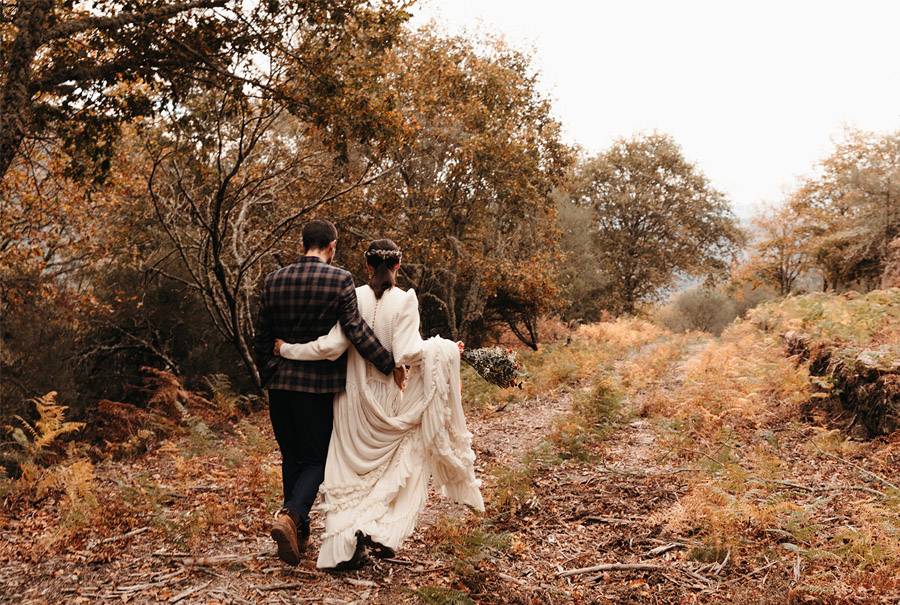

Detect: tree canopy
0,0,411,184
789,128,900,291
328,29,574,348
733,203,814,296
560,132,744,316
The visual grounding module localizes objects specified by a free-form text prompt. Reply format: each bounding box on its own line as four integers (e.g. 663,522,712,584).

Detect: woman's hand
457,341,465,355
393,366,407,390
274,338,285,357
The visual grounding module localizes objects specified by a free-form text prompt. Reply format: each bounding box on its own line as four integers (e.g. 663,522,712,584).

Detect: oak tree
733,203,814,296
330,30,574,348
563,132,744,315
789,128,900,291
0,0,411,182
144,89,402,390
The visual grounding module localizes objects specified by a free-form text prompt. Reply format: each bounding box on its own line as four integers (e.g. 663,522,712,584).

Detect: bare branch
43,0,226,41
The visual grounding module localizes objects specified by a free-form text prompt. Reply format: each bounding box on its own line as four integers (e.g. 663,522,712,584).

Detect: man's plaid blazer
253,256,395,393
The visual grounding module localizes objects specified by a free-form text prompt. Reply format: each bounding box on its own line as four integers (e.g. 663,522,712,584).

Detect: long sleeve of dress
278,322,350,362
391,289,426,367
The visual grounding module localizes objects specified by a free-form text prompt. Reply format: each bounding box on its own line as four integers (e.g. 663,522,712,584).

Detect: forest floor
3,306,900,604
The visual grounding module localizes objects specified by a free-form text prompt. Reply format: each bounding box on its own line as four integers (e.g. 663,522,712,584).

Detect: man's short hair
302,219,338,251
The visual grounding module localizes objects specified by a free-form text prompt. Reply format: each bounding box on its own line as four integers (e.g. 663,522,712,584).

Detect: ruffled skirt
316,337,483,568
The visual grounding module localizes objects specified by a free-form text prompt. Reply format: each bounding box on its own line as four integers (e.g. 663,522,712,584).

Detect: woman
274,239,484,569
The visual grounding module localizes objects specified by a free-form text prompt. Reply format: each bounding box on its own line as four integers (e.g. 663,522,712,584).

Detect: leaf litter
3,308,900,603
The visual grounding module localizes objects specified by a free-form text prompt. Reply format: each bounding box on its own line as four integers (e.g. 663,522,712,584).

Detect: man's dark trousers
254,256,395,527
268,389,334,525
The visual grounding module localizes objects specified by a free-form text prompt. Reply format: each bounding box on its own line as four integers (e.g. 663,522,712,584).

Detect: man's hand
393,366,407,390
274,339,285,357
457,341,465,355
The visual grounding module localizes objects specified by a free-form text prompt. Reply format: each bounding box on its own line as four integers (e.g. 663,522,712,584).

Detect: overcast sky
409,1,900,218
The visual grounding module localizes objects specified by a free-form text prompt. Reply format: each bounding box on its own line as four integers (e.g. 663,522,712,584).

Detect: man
254,219,400,566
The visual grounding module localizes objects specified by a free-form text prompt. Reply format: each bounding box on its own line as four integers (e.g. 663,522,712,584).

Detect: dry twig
647,543,684,557
584,515,647,524
154,551,271,565
725,560,781,585
169,581,211,603
89,526,150,549
557,562,662,578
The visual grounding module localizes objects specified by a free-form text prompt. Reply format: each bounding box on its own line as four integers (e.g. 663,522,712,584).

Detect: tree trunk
233,328,263,393
445,271,458,340
0,0,53,183
507,319,539,350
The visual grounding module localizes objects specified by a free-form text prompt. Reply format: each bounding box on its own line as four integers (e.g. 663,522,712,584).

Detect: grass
462,318,665,412
438,320,675,601
9,297,899,600
425,515,512,593
639,321,812,447
621,295,900,597
548,378,624,461
412,587,477,605
748,288,900,346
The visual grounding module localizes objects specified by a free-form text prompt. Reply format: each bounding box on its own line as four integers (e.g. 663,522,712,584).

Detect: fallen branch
660,572,690,587
809,445,899,492
786,427,900,492
89,526,151,549
712,550,730,575
169,581,211,603
584,515,647,524
382,557,414,566
153,551,192,557
154,551,271,565
251,582,305,591
408,565,450,574
646,543,684,557
726,560,780,585
207,589,253,605
557,563,662,578
498,572,525,585
680,567,714,586
116,573,186,593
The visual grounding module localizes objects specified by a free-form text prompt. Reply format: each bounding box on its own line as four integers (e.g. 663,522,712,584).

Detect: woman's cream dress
278,285,484,568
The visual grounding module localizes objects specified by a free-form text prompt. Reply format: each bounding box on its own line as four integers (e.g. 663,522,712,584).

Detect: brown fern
8,392,84,455
141,367,210,415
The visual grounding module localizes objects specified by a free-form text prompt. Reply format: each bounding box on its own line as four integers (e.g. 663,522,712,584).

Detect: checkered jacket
253,257,395,393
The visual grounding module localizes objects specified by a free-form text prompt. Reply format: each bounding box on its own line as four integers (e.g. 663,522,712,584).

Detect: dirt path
1,386,582,605
3,332,784,605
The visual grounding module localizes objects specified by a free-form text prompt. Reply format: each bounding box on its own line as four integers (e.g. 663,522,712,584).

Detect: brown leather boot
297,520,311,553
271,508,300,566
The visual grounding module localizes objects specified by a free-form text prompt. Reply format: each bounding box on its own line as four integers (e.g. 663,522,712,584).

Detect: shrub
657,287,738,336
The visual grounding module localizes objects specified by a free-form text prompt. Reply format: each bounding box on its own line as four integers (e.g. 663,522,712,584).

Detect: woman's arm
392,289,426,367
274,322,349,361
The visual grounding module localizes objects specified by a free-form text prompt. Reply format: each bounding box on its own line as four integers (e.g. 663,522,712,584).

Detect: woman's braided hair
365,239,401,299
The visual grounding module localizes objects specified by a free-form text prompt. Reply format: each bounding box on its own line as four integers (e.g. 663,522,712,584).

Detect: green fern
205,374,261,415
412,587,476,605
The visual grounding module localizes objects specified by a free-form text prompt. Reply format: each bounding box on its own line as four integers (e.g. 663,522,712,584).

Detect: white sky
409,0,900,219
